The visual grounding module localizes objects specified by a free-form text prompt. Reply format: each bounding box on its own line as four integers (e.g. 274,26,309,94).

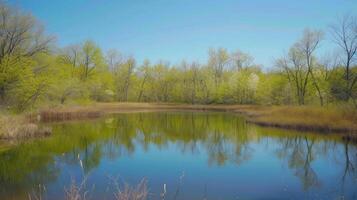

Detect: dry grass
28,102,357,134
64,178,90,200
0,115,51,140
27,177,148,200
95,102,242,112
28,184,46,200
31,106,103,122
93,103,357,133
114,178,148,200
243,105,357,133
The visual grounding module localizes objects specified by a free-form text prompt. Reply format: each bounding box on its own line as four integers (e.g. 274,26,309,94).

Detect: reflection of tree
206,129,251,166
0,142,60,198
341,141,356,185
295,137,319,190
1,112,356,199
206,130,229,165
109,112,253,166
81,139,102,174
0,112,255,197
276,136,320,190
112,116,136,153
0,121,112,198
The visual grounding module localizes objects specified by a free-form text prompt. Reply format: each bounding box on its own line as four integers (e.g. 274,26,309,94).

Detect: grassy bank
1,105,102,141
103,103,357,134
0,114,52,140
239,106,357,133
1,103,357,141
33,106,103,122
39,103,357,133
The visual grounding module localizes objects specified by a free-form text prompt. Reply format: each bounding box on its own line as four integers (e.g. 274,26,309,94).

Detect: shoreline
39,102,357,133
1,103,357,144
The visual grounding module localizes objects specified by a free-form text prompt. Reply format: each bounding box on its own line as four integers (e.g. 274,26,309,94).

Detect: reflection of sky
51,135,356,199
1,112,356,199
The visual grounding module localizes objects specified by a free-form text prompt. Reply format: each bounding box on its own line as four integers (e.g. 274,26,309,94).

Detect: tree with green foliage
0,1,356,111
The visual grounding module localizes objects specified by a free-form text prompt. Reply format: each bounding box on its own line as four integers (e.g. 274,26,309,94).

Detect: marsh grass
64,178,90,200
4,102,356,142
94,103,357,133
113,178,149,200
0,115,51,140
35,107,103,122
27,175,91,200
246,105,357,133
27,167,199,200
28,184,46,200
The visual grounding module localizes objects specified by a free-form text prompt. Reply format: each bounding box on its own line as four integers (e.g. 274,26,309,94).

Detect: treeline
0,2,356,112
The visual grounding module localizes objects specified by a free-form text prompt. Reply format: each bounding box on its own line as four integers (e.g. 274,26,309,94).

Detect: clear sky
8,0,357,68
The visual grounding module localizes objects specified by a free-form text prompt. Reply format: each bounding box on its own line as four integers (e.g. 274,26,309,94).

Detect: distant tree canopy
0,2,356,112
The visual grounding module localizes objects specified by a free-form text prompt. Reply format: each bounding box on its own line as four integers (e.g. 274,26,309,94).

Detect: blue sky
8,0,357,68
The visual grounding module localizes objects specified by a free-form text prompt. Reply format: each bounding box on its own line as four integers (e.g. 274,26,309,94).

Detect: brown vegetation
114,178,148,200
31,106,103,122
0,115,51,140
44,103,357,134
243,105,357,133
64,178,89,200
95,103,357,133
3,103,356,141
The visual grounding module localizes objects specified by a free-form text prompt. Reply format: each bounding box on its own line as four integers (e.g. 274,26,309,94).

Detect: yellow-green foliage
0,1,356,115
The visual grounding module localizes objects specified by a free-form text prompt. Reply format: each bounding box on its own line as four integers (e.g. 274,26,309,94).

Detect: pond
0,112,356,199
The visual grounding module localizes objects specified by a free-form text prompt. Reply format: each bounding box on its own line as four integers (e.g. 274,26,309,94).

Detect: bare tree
208,48,230,87
277,47,310,105
278,29,325,105
296,29,324,105
0,3,53,62
106,49,124,72
60,45,81,76
330,15,357,101
0,2,53,102
230,50,253,71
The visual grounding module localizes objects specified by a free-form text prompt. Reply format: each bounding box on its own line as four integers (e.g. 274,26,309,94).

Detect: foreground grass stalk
113,178,148,200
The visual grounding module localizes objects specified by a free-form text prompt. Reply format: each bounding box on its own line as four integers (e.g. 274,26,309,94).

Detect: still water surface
0,112,356,199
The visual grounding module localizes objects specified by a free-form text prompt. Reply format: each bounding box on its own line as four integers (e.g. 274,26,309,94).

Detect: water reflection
275,137,319,190
0,112,356,199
